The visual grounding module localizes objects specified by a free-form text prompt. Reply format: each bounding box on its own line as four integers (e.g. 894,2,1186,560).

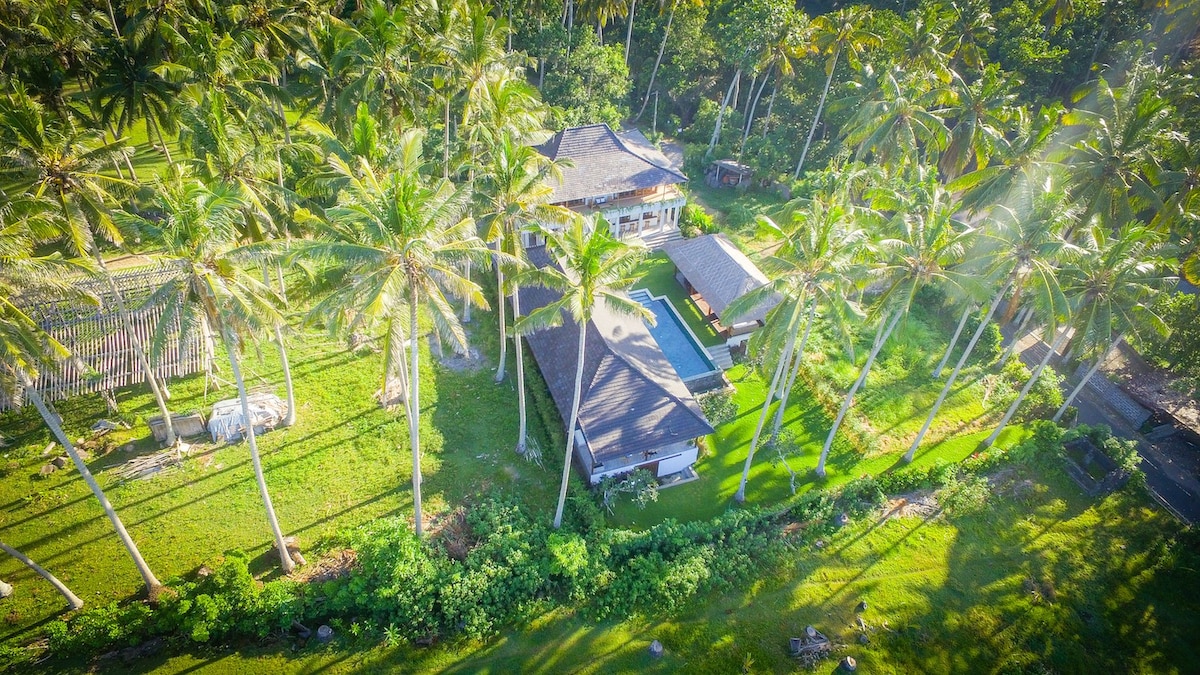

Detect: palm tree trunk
263,267,296,427
1053,335,1122,422
706,68,741,160
0,541,83,610
17,371,162,593
223,328,294,572
905,281,1011,462
151,119,174,167
816,310,901,477
553,322,588,529
982,328,1069,448
512,284,528,455
933,302,974,379
762,84,777,139
462,260,472,323
94,255,176,446
771,299,816,436
740,66,772,158
443,96,451,180
495,240,508,382
624,0,637,66
794,48,839,180
998,308,1034,369
634,9,673,121
408,295,425,537
734,299,805,503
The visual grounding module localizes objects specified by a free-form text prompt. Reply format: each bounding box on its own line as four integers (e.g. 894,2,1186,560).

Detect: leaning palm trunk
934,302,974,379
18,371,162,593
982,328,1070,448
0,541,83,610
1053,335,1123,422
740,67,773,158
624,0,637,65
815,311,902,477
771,300,817,437
408,296,425,537
512,284,529,454
95,257,177,445
706,68,742,159
462,260,472,323
734,300,805,503
264,267,296,427
997,308,1034,369
222,328,294,572
906,281,1012,462
794,48,840,180
635,9,674,121
553,322,589,529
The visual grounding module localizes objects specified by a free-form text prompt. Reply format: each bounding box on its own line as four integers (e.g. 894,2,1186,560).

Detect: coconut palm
726,196,867,501
948,103,1063,217
793,6,880,179
816,180,981,477
128,177,297,573
941,0,994,71
0,541,84,610
516,214,649,529
904,190,1074,462
477,136,572,456
634,0,704,122
1052,224,1170,421
0,85,181,446
291,129,489,538
938,65,1019,179
841,67,949,176
1,203,163,595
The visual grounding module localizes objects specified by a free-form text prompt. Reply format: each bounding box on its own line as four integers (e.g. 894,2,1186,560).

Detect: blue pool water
631,292,717,380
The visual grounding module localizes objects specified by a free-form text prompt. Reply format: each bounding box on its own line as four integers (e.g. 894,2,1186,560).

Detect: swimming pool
629,290,719,381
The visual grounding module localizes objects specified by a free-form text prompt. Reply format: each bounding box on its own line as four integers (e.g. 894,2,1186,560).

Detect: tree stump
648,640,664,658
0,580,12,598
51,456,67,469
840,656,857,671
316,625,333,643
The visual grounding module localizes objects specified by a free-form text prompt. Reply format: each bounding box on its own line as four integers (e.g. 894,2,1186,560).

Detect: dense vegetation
2,0,1199,670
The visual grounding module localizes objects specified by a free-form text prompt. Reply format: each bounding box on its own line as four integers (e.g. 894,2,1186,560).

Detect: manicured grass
630,252,724,348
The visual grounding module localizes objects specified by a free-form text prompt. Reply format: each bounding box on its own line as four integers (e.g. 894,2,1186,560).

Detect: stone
856,600,867,612
859,633,869,644
0,580,12,598
39,464,56,476
316,625,334,642
836,512,851,527
840,656,858,671
292,621,312,639
805,626,817,638
41,442,57,457
648,639,664,658
51,456,67,469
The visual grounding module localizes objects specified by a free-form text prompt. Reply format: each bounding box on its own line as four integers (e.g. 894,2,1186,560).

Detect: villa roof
663,234,778,324
534,124,688,204
521,247,713,466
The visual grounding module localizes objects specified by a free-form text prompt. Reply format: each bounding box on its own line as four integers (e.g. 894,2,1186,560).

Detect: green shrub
941,473,991,515
698,388,738,427
680,203,715,235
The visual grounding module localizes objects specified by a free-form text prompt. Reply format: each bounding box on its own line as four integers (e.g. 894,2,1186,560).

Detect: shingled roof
522,247,713,466
663,234,778,324
535,124,688,204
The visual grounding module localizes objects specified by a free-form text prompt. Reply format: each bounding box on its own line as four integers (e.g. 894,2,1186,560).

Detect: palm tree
477,137,572,456
941,0,994,72
129,177,297,573
815,180,980,477
938,65,1019,179
793,6,880,180
634,0,704,122
841,67,949,176
903,191,1074,462
0,85,180,446
516,214,649,529
948,103,1063,217
1058,62,1171,234
292,129,489,538
1052,224,1170,421
725,196,866,501
0,541,84,610
1,204,163,595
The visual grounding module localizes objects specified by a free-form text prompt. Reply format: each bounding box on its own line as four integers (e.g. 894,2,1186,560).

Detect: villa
522,246,715,485
532,123,688,249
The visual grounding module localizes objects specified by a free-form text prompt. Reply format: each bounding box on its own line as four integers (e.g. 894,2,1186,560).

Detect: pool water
631,291,718,380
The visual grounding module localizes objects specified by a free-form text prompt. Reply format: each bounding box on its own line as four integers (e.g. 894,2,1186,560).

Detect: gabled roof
522,247,713,465
663,234,778,324
535,124,688,204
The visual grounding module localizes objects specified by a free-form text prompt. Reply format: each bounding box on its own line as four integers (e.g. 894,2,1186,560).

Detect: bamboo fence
2,263,212,411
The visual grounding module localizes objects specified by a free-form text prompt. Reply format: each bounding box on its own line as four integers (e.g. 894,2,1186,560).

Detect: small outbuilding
705,160,752,189
663,234,778,345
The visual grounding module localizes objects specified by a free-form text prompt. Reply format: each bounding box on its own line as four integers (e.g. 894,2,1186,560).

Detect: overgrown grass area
683,183,787,252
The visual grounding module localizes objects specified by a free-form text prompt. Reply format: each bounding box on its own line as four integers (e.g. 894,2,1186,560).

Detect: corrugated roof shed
521,247,713,465
663,234,778,324
535,124,688,204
